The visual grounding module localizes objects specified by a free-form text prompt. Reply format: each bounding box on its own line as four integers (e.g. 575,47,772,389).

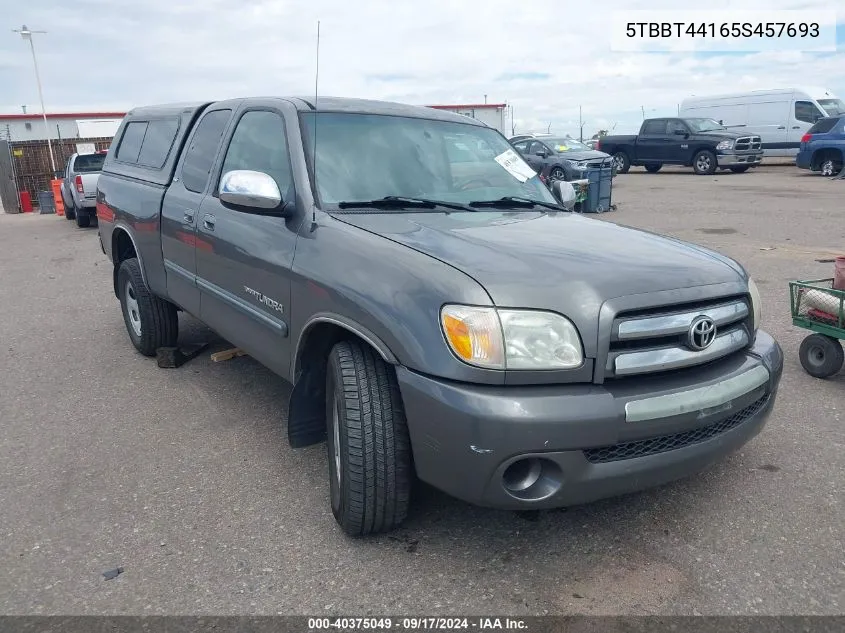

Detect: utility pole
641,105,646,120
13,25,57,175
579,105,584,142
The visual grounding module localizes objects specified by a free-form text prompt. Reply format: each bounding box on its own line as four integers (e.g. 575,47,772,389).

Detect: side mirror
551,180,577,211
535,149,550,158
219,170,286,213
673,128,687,136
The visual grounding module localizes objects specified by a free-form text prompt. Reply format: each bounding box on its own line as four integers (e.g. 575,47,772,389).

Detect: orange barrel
51,179,65,216
834,256,845,290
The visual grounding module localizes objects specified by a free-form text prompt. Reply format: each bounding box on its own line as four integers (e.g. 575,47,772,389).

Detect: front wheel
799,333,844,378
549,166,565,181
645,163,662,173
117,258,178,356
730,166,750,173
693,150,717,175
612,152,630,174
326,340,412,536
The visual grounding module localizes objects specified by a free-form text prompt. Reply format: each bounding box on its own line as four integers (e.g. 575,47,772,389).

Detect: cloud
1,0,842,137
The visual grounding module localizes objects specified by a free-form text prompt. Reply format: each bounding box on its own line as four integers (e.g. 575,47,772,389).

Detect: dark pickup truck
598,117,763,175
96,97,782,536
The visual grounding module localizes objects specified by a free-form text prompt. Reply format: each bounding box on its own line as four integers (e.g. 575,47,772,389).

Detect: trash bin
580,164,613,213
37,190,56,214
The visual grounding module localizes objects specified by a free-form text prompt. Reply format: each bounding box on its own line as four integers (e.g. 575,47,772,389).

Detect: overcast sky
2,0,843,136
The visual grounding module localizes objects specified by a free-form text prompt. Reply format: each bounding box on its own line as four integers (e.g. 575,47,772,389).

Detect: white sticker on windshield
494,149,536,183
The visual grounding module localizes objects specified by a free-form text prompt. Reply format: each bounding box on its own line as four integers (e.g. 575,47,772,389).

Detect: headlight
440,305,584,370
748,278,762,331
716,140,734,151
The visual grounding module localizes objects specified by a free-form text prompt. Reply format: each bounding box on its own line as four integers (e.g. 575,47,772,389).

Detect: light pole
12,24,57,175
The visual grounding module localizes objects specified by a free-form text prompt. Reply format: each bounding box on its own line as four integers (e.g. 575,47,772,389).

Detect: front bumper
397,330,782,510
717,152,763,167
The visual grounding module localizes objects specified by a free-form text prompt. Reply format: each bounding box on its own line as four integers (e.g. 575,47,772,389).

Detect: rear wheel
730,166,750,173
64,199,76,220
799,333,844,378
325,339,412,536
612,152,630,174
76,210,91,228
645,163,662,173
117,258,178,356
820,158,841,177
693,150,717,175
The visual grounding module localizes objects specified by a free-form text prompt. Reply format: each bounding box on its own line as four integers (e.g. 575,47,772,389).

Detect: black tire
799,334,844,379
613,152,630,174
645,163,662,173
730,166,750,173
819,158,842,177
76,210,91,228
64,199,76,220
549,166,565,181
693,150,717,175
325,339,412,536
117,258,178,357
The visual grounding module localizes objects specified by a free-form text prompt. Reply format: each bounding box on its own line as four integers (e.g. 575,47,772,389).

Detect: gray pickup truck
61,150,107,227
96,97,783,536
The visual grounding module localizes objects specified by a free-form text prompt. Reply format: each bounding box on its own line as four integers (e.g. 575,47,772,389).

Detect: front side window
220,111,293,200
795,101,825,124
300,113,557,207
181,109,232,194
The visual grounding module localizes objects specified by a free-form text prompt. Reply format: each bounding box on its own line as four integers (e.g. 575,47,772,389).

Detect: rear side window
808,117,839,134
642,120,667,135
137,118,180,168
181,109,232,193
116,121,148,163
795,101,825,124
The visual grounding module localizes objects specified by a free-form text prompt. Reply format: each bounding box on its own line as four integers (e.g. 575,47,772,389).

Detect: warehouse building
426,103,509,135
0,111,125,142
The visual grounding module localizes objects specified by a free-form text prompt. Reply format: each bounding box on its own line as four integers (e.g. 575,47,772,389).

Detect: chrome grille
606,297,751,378
734,136,762,152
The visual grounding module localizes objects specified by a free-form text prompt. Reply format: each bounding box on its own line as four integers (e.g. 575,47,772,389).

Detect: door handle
791,126,801,129
183,210,195,223
202,214,216,231
777,126,786,130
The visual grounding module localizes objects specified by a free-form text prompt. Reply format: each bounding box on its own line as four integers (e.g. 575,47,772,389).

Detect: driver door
523,141,550,173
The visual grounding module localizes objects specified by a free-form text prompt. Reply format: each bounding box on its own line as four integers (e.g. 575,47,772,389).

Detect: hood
333,210,744,337
555,149,611,161
692,130,748,140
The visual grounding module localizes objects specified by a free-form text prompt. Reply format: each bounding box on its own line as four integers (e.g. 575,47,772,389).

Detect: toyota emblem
688,316,717,351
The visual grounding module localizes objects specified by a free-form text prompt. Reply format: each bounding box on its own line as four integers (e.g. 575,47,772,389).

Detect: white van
679,88,845,157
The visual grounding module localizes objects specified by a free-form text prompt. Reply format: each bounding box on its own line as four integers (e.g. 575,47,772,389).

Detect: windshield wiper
469,196,565,211
337,196,475,212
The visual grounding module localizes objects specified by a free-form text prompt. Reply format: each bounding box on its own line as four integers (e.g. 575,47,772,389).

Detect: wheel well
812,148,844,169
287,323,390,448
111,229,137,297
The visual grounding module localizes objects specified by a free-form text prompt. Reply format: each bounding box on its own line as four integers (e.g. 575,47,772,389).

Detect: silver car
61,151,107,228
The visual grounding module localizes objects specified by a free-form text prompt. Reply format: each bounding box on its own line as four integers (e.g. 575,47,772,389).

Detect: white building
0,111,126,142
427,103,508,135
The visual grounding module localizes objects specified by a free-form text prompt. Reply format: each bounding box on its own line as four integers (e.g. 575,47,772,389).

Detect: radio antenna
311,20,320,228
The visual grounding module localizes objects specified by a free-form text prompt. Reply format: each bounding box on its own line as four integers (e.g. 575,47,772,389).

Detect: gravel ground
0,165,842,615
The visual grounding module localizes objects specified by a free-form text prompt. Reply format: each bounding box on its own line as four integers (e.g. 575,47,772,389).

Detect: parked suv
61,151,107,227
796,116,845,176
96,97,782,536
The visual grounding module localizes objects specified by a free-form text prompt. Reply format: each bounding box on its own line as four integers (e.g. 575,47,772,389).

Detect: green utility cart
789,278,845,378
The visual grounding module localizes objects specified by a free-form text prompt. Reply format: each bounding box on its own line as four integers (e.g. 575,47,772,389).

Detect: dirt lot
0,165,842,615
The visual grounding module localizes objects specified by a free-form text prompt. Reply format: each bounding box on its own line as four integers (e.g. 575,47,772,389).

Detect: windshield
300,113,557,208
818,98,845,116
73,153,106,173
685,118,726,133
544,137,590,152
